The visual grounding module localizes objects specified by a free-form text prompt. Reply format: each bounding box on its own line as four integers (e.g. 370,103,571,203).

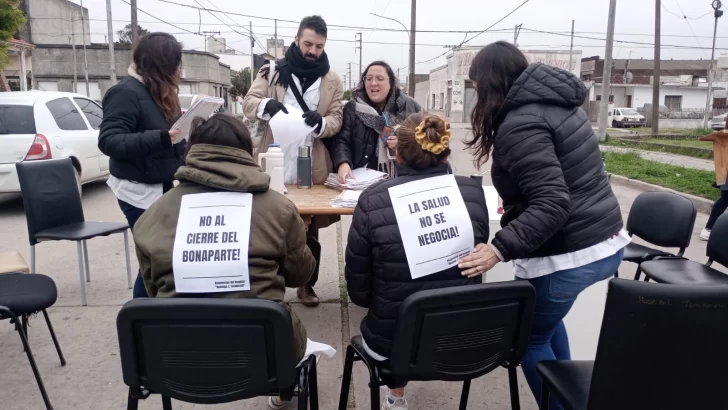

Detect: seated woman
133,114,316,365
332,61,420,182
345,113,490,410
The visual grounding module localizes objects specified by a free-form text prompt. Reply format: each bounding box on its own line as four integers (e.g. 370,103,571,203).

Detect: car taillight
24,134,52,161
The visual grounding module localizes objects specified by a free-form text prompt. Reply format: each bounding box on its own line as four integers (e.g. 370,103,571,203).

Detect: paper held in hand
388,174,475,279
171,96,225,143
172,192,252,293
268,103,315,147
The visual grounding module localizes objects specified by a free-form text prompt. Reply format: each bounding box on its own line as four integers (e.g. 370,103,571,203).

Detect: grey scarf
353,90,409,178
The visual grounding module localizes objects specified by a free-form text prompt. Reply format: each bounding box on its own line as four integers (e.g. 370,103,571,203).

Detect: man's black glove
302,111,323,134
263,100,288,118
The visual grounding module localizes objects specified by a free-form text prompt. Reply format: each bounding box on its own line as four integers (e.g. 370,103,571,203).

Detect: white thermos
258,143,285,193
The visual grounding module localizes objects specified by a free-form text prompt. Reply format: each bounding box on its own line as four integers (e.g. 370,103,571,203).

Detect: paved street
0,128,718,409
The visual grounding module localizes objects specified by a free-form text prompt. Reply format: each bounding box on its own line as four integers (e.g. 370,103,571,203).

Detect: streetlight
370,12,415,96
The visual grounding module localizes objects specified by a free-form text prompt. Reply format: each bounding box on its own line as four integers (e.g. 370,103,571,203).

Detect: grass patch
603,137,713,160
603,151,720,201
648,138,712,148
629,127,714,136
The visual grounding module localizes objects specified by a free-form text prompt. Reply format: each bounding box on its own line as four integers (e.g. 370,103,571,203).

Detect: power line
520,27,728,50
662,3,712,20
200,0,267,54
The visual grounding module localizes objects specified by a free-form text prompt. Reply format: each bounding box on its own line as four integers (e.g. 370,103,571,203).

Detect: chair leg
123,230,132,289
338,345,355,410
30,244,36,273
82,240,90,282
369,382,380,410
15,318,54,410
126,388,138,410
459,380,471,410
540,381,550,410
309,357,319,410
633,265,642,281
42,310,66,366
76,241,87,306
22,314,29,347
508,367,521,410
161,395,172,410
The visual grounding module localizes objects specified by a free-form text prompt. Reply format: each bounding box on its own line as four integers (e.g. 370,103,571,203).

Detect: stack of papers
325,168,387,191
171,96,225,143
331,190,362,208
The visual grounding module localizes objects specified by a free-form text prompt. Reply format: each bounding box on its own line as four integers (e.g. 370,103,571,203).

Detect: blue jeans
520,249,624,410
118,200,149,299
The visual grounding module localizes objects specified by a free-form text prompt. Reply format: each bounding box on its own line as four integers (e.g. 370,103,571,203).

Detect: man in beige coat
243,15,343,308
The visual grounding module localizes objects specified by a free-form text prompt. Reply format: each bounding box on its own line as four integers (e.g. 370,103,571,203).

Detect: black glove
263,100,288,118
302,111,323,134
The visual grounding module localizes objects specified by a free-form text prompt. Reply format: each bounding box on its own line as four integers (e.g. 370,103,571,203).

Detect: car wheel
612,120,618,128
74,168,82,198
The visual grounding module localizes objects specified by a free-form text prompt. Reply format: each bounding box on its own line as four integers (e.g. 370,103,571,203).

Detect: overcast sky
76,0,728,83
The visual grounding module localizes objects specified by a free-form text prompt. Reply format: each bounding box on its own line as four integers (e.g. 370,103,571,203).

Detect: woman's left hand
459,243,501,278
387,135,398,149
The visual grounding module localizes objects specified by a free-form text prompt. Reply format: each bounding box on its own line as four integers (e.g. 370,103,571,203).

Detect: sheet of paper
268,103,316,148
298,338,337,366
172,192,253,293
171,96,225,143
388,174,475,279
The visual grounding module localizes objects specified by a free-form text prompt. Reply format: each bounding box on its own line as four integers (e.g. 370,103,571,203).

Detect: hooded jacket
490,63,623,262
133,144,316,360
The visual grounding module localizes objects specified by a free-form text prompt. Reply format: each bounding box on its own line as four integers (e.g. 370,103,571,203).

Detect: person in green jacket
133,114,316,363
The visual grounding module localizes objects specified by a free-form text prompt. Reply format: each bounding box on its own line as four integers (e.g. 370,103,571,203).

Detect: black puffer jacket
331,94,420,170
345,164,489,358
98,77,186,184
490,63,622,262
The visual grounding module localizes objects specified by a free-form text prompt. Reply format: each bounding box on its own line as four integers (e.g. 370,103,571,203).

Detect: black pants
306,219,321,287
707,189,728,229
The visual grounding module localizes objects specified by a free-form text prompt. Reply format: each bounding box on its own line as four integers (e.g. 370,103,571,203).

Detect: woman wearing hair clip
332,61,420,182
345,113,489,410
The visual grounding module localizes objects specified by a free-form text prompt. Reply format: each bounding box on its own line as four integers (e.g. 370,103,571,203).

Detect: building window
440,93,445,110
431,94,435,110
664,95,682,111
596,95,614,103
714,98,727,109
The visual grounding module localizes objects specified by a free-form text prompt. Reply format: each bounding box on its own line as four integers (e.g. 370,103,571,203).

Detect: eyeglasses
364,75,389,84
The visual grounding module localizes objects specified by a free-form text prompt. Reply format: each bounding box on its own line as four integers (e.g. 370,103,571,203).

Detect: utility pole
79,0,90,98
408,0,416,98
130,0,138,42
249,22,255,86
71,10,77,93
569,20,575,72
202,31,221,53
105,0,117,85
704,1,724,129
274,19,278,59
514,24,521,46
348,62,352,90
652,0,661,135
598,0,617,141
355,33,363,79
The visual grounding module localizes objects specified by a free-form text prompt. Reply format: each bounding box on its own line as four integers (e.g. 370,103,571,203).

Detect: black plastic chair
0,272,66,410
621,191,696,280
537,279,728,410
117,298,318,410
338,281,535,410
641,212,728,285
16,158,131,306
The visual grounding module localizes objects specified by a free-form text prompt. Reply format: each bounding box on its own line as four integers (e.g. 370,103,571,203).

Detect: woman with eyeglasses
331,61,420,182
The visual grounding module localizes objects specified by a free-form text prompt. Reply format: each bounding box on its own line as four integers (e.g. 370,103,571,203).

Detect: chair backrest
588,279,728,410
707,213,728,267
626,191,696,250
388,281,535,382
16,158,84,245
116,298,297,404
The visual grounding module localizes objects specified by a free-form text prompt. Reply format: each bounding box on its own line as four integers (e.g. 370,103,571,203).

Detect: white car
0,92,109,199
712,113,727,130
611,108,646,128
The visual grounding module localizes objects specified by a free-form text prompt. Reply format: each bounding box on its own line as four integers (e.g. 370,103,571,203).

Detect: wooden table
284,185,354,230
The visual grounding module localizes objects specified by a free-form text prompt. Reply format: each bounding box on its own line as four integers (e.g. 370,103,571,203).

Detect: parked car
0,92,109,199
711,113,727,130
612,107,646,128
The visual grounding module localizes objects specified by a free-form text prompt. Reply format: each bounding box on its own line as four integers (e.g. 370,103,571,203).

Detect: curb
608,174,714,214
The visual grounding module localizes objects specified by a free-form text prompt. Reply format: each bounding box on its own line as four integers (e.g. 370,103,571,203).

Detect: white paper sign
483,186,503,222
388,174,475,279
268,104,316,184
172,192,253,293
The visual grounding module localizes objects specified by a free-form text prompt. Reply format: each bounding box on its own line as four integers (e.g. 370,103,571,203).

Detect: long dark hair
132,33,183,123
354,61,398,112
185,114,253,157
466,41,529,167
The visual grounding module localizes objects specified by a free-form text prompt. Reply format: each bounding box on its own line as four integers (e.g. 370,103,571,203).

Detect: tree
229,68,251,101
0,0,26,68
343,89,352,100
115,24,149,47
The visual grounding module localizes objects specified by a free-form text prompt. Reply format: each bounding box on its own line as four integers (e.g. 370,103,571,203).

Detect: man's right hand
263,100,289,118
337,163,354,183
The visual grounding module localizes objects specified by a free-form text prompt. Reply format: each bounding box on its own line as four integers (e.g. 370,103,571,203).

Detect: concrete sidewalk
600,145,714,171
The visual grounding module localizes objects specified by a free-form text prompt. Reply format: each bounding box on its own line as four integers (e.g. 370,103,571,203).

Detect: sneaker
382,391,408,410
701,228,711,241
297,285,320,307
268,396,286,409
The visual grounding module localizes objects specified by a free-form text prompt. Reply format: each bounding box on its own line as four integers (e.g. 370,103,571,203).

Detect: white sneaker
268,396,286,409
381,391,408,410
701,228,711,241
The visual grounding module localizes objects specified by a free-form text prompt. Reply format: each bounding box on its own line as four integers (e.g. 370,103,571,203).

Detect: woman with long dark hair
331,61,420,181
98,32,186,298
457,41,628,409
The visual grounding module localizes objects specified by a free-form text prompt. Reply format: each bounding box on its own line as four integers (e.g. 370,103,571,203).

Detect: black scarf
276,42,330,92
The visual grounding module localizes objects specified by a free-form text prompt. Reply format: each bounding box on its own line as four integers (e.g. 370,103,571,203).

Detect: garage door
463,87,478,123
